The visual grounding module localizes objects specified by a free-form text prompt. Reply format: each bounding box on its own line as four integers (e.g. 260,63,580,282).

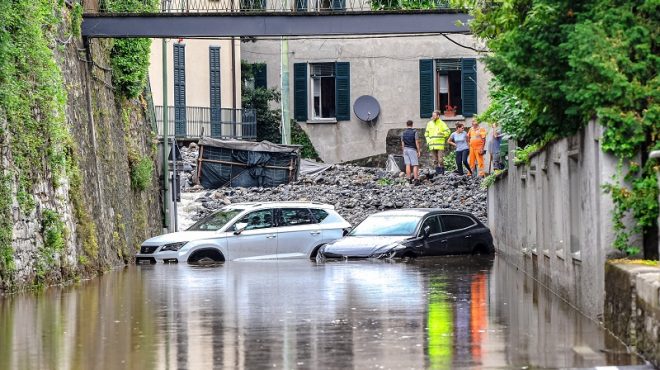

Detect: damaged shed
196,138,301,188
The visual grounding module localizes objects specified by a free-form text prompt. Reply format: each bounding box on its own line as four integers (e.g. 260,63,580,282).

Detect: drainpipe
162,38,170,232
281,37,291,145
231,36,237,138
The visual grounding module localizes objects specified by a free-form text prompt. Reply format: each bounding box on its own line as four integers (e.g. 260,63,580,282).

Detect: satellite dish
353,95,380,123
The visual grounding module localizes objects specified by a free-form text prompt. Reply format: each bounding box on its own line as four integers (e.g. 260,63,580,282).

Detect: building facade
149,38,248,139
242,34,491,163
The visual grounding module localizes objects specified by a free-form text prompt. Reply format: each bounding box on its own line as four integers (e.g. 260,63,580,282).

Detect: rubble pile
177,146,487,227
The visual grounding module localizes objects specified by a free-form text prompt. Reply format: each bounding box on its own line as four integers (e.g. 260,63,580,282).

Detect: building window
419,58,477,118
293,62,350,122
436,59,462,115
311,63,336,119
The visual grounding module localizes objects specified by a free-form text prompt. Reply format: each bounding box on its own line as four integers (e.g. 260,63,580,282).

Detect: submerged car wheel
187,249,225,264
309,244,326,260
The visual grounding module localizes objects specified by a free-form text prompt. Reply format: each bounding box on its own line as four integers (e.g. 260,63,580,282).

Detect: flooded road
0,256,646,369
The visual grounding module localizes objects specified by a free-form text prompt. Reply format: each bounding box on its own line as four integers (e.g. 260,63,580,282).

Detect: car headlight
160,242,187,252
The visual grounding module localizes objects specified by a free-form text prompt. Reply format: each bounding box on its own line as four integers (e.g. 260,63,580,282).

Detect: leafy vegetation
129,151,154,191
0,176,14,282
37,209,67,283
241,61,282,143
481,169,504,189
105,0,158,98
291,120,320,160
371,0,450,10
444,150,457,173
471,0,659,255
70,2,83,37
376,178,393,186
0,0,101,285
513,143,541,166
0,0,70,213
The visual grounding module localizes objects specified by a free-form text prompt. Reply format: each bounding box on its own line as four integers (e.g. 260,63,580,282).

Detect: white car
135,202,351,264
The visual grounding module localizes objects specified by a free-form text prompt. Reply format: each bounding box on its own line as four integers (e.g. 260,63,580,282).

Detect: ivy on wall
0,0,75,283
105,0,158,98
471,0,659,255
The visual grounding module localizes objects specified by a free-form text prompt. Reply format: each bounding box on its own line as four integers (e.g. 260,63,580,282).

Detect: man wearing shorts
401,120,421,184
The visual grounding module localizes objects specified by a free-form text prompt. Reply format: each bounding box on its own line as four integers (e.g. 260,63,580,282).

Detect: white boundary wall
487,120,638,319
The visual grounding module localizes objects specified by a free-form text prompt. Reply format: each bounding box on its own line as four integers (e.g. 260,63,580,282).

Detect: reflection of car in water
135,256,494,369
317,209,493,260
135,202,350,264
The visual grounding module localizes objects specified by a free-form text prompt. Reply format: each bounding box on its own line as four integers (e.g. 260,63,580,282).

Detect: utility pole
162,38,170,232
280,37,291,144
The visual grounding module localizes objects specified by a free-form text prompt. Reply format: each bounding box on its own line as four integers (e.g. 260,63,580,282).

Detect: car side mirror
422,225,431,239
234,222,248,235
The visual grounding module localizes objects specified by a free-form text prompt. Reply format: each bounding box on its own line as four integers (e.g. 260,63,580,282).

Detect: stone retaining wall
605,262,660,367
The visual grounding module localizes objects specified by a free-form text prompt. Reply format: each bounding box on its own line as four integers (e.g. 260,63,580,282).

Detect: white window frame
309,62,337,122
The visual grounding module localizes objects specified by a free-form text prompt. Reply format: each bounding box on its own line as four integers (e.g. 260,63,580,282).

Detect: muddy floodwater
0,256,647,369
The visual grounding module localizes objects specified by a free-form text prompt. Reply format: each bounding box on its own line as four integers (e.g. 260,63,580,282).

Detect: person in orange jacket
467,118,487,177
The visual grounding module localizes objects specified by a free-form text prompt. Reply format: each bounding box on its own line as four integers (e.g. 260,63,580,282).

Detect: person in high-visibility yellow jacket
467,118,488,177
425,110,451,175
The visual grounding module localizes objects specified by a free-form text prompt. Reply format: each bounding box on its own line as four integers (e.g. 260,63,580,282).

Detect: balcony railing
89,0,456,13
155,106,257,141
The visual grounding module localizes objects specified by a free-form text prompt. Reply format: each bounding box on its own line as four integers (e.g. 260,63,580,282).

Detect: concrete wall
487,121,633,320
149,38,241,109
605,262,660,367
242,35,491,163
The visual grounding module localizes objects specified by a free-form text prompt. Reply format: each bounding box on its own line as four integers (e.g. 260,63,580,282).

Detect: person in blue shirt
400,120,421,183
448,123,471,176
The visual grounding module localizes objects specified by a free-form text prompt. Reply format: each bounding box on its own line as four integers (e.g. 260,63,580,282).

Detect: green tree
471,0,659,255
241,61,282,143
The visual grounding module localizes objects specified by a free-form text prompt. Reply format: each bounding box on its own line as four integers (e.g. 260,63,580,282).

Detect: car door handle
266,235,276,239
465,235,472,239
310,231,321,235
441,239,448,243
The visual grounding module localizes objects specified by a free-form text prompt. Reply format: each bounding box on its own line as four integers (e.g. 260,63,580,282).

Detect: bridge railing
155,106,257,141
86,0,455,13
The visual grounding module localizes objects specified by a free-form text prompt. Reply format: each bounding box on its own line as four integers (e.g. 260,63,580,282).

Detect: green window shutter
174,43,186,137
254,64,267,89
461,58,477,117
209,46,221,137
295,0,307,11
335,62,350,121
419,59,434,119
331,0,345,10
293,63,308,121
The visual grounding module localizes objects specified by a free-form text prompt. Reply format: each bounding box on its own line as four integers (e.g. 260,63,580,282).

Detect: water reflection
0,256,643,369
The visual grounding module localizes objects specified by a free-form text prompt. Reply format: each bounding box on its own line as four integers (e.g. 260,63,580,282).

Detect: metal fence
88,0,456,13
155,106,257,140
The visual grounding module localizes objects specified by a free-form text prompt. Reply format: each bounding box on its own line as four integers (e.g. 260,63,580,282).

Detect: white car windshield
349,215,421,236
187,209,244,231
